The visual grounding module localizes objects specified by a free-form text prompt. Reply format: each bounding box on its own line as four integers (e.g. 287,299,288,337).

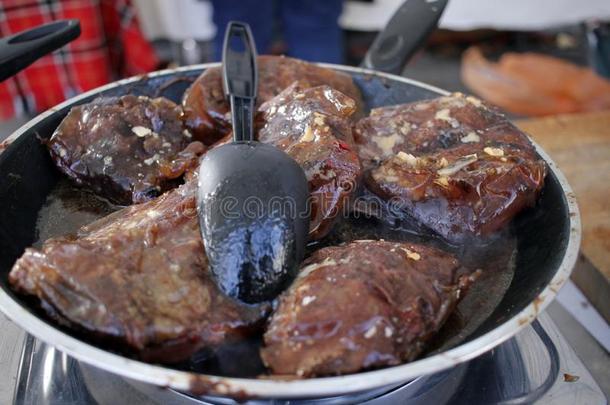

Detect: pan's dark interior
0,67,571,377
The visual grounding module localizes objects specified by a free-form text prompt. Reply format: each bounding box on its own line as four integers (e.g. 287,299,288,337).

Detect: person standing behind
210,0,344,63
0,0,158,120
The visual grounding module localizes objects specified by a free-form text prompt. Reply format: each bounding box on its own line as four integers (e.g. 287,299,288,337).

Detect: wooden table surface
516,111,610,318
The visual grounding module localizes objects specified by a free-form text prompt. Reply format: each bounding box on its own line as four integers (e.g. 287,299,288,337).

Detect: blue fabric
210,0,343,63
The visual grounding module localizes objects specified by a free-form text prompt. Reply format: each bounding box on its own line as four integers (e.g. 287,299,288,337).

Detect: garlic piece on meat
396,151,419,167
143,153,160,166
399,125,411,135
408,251,421,261
300,125,315,142
434,176,450,187
132,126,152,137
317,169,336,180
364,325,377,339
435,108,452,122
466,96,482,107
373,134,403,156
483,147,505,157
401,247,421,261
461,132,480,143
437,154,478,177
146,210,161,219
313,112,325,126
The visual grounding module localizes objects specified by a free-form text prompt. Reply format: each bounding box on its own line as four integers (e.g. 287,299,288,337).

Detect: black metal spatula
197,22,310,304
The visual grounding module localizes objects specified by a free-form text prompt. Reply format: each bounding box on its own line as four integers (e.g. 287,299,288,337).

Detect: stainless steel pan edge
0,63,581,399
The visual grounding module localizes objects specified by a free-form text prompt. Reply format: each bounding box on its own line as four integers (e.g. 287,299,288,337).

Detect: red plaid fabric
0,0,159,120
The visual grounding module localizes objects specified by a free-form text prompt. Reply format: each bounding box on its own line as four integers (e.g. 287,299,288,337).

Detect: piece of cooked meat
261,240,475,377
353,93,546,241
48,95,205,205
182,55,362,145
9,178,268,363
258,82,362,239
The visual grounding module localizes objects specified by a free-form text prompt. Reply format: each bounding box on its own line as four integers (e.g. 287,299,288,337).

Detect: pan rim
0,62,581,399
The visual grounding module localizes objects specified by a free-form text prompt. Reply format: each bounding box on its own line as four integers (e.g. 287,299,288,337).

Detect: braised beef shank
354,93,546,241
258,82,362,239
261,240,475,377
9,178,268,363
182,55,362,145
48,95,205,205
9,75,533,375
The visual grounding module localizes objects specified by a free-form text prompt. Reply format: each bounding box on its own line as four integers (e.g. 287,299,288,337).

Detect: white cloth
133,0,216,41
340,0,610,32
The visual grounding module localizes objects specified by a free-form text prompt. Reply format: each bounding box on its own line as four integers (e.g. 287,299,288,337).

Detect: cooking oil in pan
34,178,120,247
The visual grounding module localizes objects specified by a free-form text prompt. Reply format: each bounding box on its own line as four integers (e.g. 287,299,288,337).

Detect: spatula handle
222,21,258,142
0,20,80,82
361,0,448,74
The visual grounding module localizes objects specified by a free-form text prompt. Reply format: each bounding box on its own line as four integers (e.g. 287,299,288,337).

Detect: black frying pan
0,2,580,400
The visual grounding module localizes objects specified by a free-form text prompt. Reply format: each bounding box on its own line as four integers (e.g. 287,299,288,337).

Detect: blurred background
139,0,610,119
0,0,608,393
1,0,610,121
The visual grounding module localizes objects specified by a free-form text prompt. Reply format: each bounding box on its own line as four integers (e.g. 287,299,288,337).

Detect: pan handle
361,0,448,75
222,21,258,142
0,19,81,82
